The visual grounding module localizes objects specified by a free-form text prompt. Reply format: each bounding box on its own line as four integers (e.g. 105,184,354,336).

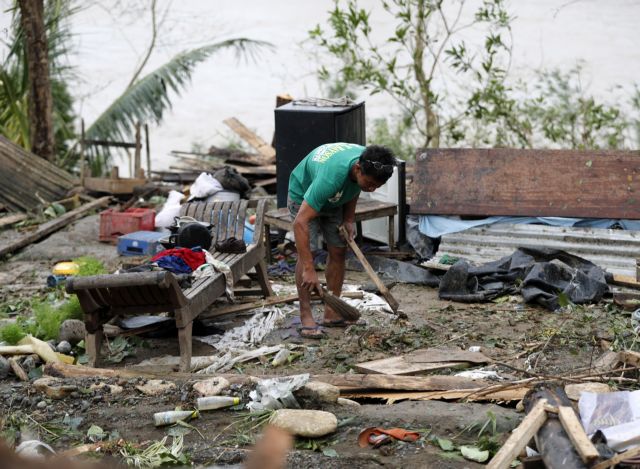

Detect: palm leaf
85,38,271,145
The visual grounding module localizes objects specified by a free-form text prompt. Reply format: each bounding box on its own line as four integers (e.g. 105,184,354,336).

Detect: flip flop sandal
297,325,326,339
321,319,365,328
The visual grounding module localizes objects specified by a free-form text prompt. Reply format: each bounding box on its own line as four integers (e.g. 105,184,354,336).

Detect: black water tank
274,101,366,208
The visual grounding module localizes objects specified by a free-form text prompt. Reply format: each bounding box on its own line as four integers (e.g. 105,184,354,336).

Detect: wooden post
557,406,600,465
80,119,86,182
145,123,151,181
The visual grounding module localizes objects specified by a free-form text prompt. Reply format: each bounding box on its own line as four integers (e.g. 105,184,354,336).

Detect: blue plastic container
117,231,166,256
243,220,254,244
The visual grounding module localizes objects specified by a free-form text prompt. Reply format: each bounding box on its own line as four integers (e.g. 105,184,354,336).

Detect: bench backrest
410,148,640,219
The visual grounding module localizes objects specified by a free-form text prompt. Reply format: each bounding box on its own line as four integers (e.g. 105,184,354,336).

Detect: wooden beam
82,139,137,149
340,226,399,313
314,373,490,392
223,117,276,162
0,213,27,229
411,148,640,219
592,446,640,469
557,406,600,465
487,399,548,469
0,196,110,258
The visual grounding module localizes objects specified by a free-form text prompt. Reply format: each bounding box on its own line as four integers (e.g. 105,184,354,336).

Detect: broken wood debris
223,117,276,163
0,196,110,258
353,347,491,376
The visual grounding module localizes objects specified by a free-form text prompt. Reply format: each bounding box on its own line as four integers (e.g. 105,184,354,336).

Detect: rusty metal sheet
410,149,640,219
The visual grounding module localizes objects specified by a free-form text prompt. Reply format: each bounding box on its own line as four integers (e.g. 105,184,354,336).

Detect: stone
58,319,86,344
193,377,230,396
20,355,39,373
296,381,340,404
136,379,176,396
0,355,10,379
36,400,47,409
565,382,611,401
56,341,72,354
33,377,77,399
89,382,123,395
269,409,337,438
337,397,361,407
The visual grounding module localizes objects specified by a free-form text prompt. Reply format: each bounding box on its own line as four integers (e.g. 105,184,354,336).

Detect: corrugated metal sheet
438,223,640,277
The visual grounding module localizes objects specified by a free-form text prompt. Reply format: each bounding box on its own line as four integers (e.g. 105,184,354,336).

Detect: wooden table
264,199,398,260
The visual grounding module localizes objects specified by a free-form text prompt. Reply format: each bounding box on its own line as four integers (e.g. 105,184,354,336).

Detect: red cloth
358,427,421,448
151,247,206,271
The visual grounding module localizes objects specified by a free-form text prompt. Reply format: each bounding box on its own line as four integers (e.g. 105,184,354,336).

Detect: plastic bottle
196,396,241,411
271,349,291,366
153,410,198,426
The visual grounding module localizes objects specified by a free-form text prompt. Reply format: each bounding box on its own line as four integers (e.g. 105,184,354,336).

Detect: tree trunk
18,0,55,161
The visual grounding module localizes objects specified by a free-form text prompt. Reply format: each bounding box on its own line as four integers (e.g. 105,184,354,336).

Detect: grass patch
0,322,26,345
73,256,106,276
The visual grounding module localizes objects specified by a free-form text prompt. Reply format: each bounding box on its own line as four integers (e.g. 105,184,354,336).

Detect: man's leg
323,244,346,323
295,258,317,330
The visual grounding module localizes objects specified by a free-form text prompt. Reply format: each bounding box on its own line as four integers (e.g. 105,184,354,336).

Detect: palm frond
86,38,272,145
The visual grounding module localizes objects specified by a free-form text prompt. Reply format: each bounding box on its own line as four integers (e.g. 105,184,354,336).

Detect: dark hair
359,145,397,182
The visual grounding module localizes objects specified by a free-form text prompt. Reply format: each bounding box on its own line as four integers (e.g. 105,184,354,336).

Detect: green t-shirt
288,143,364,212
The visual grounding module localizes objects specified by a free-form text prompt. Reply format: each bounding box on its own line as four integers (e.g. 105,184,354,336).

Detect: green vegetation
0,256,104,344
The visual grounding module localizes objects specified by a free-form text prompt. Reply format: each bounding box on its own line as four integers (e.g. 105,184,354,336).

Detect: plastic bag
189,172,223,201
579,390,640,451
155,190,184,228
247,373,310,412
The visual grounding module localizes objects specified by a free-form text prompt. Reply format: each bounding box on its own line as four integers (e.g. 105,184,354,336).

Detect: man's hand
341,221,356,242
301,266,323,296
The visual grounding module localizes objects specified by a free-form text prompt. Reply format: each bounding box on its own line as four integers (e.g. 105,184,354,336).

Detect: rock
193,377,230,396
58,319,86,344
565,382,611,401
36,400,47,409
136,379,177,396
0,355,10,379
337,397,361,407
33,377,77,399
20,355,40,373
89,382,123,395
269,409,337,438
56,341,72,354
296,381,340,404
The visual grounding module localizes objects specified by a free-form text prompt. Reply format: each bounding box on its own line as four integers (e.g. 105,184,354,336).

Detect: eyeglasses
363,159,396,174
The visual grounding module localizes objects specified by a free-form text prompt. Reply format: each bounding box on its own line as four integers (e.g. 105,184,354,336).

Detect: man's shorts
288,198,346,248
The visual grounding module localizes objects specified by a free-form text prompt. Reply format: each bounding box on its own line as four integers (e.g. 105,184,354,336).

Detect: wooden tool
339,226,400,313
321,288,361,321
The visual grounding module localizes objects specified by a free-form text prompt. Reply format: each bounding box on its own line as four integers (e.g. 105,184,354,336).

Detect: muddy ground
0,214,638,468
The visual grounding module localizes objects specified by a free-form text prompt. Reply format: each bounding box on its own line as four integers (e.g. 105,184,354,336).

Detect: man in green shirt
288,143,396,338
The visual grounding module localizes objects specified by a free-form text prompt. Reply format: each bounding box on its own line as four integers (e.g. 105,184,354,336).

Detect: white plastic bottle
153,410,198,426
196,396,241,411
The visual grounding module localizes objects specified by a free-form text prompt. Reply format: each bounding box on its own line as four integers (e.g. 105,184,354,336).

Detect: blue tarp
418,215,640,238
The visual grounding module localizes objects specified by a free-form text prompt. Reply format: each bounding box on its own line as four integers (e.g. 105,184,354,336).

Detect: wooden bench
264,199,398,257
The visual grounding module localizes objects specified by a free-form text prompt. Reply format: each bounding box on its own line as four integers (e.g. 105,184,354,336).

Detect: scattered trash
196,396,241,411
248,373,310,412
271,348,291,367
455,369,506,381
269,409,337,438
579,390,640,451
15,440,56,459
358,427,420,448
153,410,198,427
155,190,184,228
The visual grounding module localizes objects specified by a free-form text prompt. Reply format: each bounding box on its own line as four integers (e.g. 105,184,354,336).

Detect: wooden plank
339,225,399,313
487,399,548,469
593,446,640,469
0,196,110,258
557,406,600,465
235,199,249,240
0,213,27,229
314,373,491,392
610,273,640,289
354,348,490,375
223,117,276,162
342,387,529,403
411,148,640,219
83,177,147,195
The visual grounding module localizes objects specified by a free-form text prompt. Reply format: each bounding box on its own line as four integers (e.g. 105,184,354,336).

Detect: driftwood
314,373,490,392
223,117,276,163
0,196,110,258
0,213,27,229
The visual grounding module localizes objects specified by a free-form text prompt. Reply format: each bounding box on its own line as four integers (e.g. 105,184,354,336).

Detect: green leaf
437,437,455,451
322,448,338,458
460,445,490,463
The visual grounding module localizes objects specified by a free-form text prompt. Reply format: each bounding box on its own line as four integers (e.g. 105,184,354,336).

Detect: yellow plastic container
52,261,80,276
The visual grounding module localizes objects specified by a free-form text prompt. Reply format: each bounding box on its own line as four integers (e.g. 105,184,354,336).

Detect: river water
1,0,639,172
